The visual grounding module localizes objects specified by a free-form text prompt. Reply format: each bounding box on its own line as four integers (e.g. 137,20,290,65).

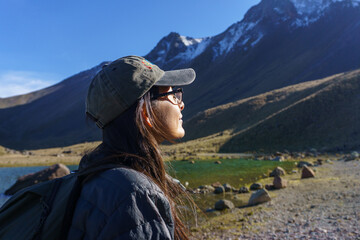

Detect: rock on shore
5,163,70,195
192,160,360,239
248,189,271,206
301,165,316,179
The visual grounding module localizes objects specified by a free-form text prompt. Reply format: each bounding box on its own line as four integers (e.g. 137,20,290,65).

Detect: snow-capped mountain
145,32,211,69
145,0,360,116
1,0,360,149
147,0,360,67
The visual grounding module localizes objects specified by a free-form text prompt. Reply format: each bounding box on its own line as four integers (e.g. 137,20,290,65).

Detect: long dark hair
84,87,193,240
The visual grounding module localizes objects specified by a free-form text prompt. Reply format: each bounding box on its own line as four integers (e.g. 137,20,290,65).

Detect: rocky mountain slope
146,0,360,117
182,69,360,152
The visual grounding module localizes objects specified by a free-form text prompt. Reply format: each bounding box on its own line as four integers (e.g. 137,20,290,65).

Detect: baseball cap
86,55,196,128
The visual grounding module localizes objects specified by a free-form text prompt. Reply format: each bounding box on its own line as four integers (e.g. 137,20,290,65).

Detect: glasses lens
174,91,182,104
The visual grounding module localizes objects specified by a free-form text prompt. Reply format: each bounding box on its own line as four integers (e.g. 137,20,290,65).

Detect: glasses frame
151,88,183,105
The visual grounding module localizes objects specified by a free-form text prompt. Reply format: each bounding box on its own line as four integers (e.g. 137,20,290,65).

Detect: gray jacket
67,167,174,240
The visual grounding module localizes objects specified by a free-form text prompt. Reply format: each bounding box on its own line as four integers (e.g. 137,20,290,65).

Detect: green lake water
0,159,296,210
167,158,296,188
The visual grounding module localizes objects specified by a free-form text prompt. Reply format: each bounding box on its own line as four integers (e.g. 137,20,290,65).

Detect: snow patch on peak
179,36,203,46
150,34,210,67
174,37,211,61
290,0,360,15
273,7,284,14
290,0,360,27
290,0,324,15
216,20,260,57
251,33,264,47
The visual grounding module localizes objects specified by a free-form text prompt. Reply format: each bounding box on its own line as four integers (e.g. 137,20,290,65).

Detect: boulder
215,199,235,210
223,183,232,192
273,176,287,189
269,167,286,177
248,189,271,206
344,156,355,161
250,182,263,191
211,181,222,188
292,152,303,158
265,184,275,190
198,185,214,194
351,151,359,158
297,161,313,168
271,156,284,162
274,152,283,156
199,185,215,191
305,152,315,157
301,165,315,179
214,186,225,194
309,148,318,154
214,160,222,164
264,156,272,161
316,159,323,165
238,186,250,193
5,163,70,195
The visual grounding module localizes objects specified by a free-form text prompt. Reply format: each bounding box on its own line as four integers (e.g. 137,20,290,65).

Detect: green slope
182,69,360,152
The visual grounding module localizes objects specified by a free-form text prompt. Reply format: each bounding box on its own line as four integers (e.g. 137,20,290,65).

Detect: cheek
162,106,179,129
153,103,181,132
152,103,168,122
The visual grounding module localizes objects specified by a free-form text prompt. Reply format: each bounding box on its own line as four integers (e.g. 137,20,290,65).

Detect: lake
168,158,295,188
0,159,295,208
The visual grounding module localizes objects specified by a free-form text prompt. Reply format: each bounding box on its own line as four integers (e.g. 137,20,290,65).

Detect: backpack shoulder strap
31,178,63,240
59,163,126,239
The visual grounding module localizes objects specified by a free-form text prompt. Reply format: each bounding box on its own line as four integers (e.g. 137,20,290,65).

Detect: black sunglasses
151,88,183,105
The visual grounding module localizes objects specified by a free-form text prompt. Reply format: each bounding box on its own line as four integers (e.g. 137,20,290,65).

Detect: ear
142,106,153,128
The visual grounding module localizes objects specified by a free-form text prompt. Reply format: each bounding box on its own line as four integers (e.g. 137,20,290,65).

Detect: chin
174,130,185,139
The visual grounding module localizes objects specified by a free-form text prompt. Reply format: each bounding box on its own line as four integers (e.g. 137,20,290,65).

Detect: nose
179,101,184,111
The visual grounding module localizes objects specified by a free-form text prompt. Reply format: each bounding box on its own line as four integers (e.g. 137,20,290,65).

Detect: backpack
0,164,122,240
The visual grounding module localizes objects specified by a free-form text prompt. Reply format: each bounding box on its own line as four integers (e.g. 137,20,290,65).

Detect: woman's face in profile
152,86,185,140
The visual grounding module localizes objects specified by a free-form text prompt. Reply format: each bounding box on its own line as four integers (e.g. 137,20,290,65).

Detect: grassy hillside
1,69,359,154
0,85,62,109
182,69,360,153
0,66,102,150
3,66,359,166
0,145,5,156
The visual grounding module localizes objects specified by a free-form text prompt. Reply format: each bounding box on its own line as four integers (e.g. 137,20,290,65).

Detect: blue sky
0,0,260,98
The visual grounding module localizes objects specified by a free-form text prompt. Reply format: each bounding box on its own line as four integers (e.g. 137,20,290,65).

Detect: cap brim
155,68,196,86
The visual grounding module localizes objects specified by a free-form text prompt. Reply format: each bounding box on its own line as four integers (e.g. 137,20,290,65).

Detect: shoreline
0,152,256,167
1,150,359,239
191,159,360,239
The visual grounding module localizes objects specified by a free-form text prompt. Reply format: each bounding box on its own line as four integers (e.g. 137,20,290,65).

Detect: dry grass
2,70,359,167
0,136,249,167
184,69,360,153
0,154,81,167
0,142,100,167
0,146,6,156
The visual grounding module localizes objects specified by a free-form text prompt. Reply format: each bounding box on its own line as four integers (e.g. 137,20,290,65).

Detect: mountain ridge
180,69,360,153
0,0,359,150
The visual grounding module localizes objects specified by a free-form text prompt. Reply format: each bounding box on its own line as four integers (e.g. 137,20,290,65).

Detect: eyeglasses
151,88,183,105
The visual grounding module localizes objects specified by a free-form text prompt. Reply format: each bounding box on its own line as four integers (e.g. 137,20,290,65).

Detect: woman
67,56,196,240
